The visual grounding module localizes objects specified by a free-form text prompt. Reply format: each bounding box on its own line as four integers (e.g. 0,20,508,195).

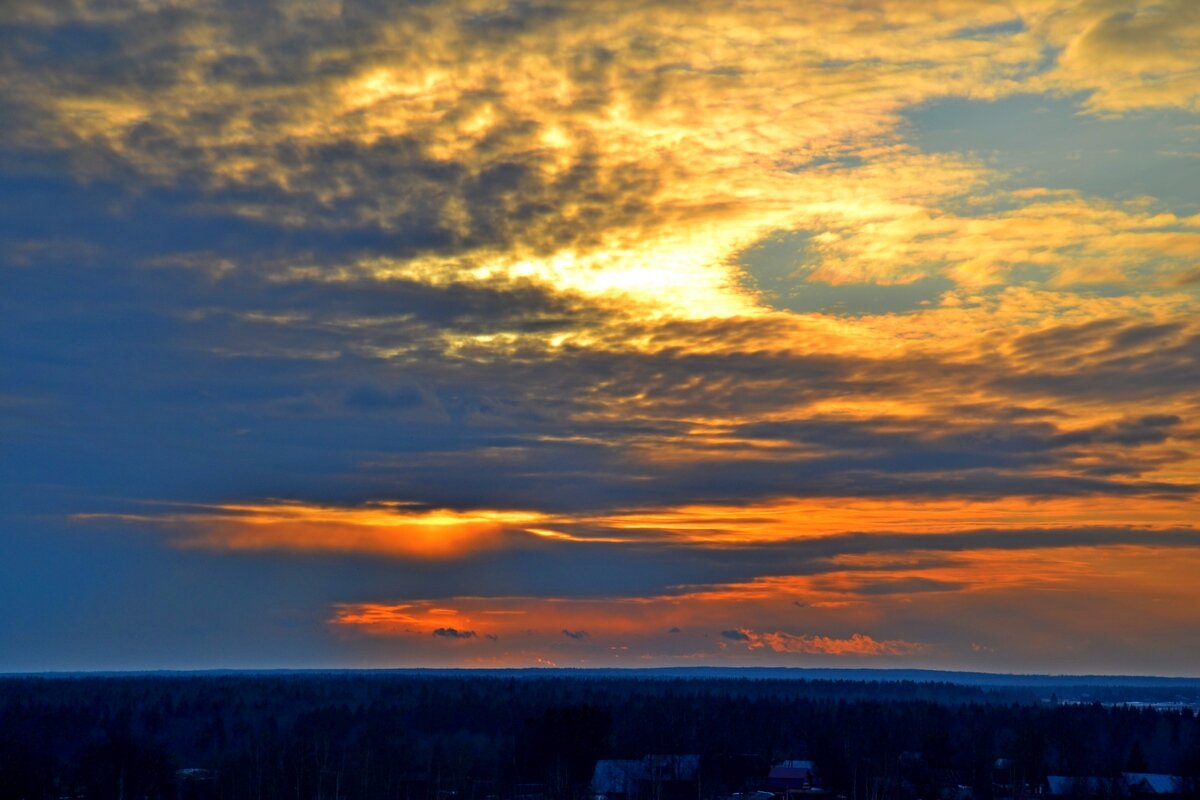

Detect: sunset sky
2,0,1199,674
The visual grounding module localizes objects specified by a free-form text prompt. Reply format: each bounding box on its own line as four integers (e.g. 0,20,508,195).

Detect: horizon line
4,666,1199,685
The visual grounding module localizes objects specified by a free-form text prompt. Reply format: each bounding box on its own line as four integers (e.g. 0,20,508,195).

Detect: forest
0,673,1198,800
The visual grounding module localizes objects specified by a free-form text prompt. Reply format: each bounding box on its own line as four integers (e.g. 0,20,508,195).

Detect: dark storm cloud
720,629,749,641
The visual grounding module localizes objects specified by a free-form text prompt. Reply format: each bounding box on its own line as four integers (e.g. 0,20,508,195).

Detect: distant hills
16,666,1200,687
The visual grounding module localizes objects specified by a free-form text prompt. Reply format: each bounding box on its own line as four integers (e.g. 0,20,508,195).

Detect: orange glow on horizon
327,544,1200,667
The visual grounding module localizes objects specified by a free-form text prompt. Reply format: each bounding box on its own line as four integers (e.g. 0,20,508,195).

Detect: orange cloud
1034,0,1200,113
14,0,1198,318
578,495,1200,544
727,629,925,656
77,501,548,559
80,491,1200,560
805,195,1200,288
329,544,1195,637
327,543,1200,669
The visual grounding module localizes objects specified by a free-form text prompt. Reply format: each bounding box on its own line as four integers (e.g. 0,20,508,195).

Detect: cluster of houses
991,757,1188,800
590,758,823,800
169,756,1192,800
1043,773,1187,798
588,757,1192,800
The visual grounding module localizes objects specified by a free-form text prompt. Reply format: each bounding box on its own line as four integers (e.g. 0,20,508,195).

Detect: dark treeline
1,674,1198,800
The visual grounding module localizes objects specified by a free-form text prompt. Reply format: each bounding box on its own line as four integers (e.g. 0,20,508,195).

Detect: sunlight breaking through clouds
2,0,1199,671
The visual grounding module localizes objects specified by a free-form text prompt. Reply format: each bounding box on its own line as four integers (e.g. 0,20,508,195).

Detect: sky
1,0,1199,674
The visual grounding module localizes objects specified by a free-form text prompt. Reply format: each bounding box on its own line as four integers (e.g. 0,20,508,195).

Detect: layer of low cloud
725,630,925,657
324,535,1200,671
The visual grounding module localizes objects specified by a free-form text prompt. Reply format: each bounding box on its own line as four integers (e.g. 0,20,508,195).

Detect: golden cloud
1034,0,1200,113
76,501,549,559
9,0,1198,319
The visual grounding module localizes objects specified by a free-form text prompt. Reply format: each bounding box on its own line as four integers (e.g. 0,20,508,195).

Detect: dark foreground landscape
2,671,1199,800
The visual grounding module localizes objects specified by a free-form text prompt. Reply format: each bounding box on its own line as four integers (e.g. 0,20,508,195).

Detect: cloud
344,385,427,412
433,627,476,639
3,0,1200,671
322,531,1200,669
804,193,1200,288
726,629,926,656
7,0,1197,313
77,501,548,559
1039,0,1200,112
839,577,967,596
